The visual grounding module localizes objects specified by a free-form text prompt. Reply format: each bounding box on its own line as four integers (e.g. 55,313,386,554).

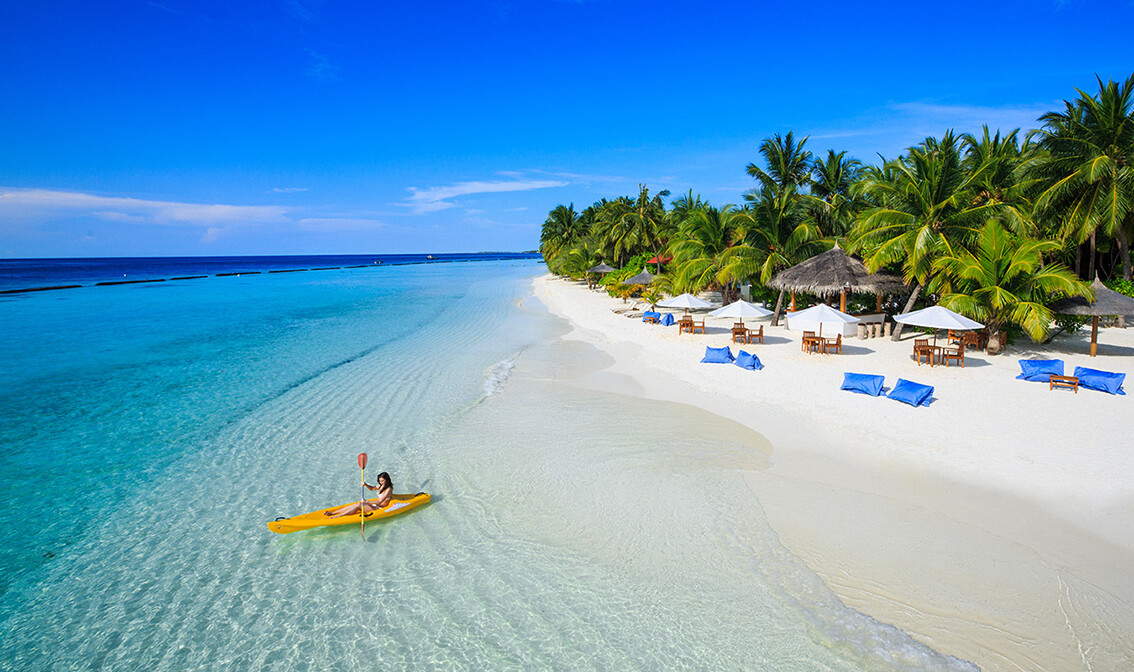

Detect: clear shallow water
0,260,977,670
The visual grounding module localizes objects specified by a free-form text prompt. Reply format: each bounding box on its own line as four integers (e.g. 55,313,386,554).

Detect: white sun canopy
658,293,714,310
894,306,983,330
785,303,860,336
708,300,773,319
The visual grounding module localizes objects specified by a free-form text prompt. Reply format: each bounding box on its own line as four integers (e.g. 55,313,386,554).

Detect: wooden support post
1091,316,1099,357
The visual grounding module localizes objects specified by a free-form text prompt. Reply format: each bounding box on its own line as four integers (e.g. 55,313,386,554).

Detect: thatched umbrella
768,244,907,318
623,269,655,285
1049,277,1134,357
585,262,616,289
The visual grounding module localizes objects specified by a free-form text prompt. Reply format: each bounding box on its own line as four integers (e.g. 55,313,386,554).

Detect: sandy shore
534,274,1134,672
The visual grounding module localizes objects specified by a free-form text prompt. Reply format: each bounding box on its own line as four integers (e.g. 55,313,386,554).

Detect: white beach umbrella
708,300,773,326
894,306,983,345
658,292,714,314
785,303,859,337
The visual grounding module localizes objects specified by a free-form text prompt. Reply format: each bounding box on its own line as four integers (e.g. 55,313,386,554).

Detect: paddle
357,452,368,540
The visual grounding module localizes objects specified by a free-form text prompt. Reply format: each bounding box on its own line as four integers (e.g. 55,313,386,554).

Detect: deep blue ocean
0,253,538,292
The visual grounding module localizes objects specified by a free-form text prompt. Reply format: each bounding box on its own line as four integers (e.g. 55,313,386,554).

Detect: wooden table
1050,375,1079,392
802,335,823,354
914,344,944,365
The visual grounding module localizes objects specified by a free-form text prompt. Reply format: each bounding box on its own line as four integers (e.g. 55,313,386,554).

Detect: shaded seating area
941,342,964,367
913,338,937,365
679,316,705,334
733,323,764,344
802,331,821,353
948,328,987,350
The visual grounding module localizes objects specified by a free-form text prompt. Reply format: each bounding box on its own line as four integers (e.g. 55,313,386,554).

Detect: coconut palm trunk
890,283,922,341
771,289,786,326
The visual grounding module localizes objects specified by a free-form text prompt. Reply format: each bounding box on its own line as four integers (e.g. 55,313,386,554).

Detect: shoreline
533,274,1134,672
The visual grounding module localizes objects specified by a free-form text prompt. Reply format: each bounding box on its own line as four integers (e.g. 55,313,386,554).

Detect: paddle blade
357,453,368,470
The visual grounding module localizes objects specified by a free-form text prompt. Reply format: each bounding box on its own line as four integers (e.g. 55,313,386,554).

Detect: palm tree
539,204,585,267
935,220,1090,350
668,204,761,299
591,197,633,266
805,149,865,237
961,126,1035,236
1029,74,1134,281
741,132,824,322
595,185,671,272
746,131,813,193
740,187,824,322
849,131,997,339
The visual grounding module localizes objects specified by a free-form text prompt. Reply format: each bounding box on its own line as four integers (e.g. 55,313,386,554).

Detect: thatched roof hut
587,263,616,273
1049,277,1134,356
768,244,907,297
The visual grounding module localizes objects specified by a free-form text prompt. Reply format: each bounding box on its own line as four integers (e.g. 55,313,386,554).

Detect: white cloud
0,188,291,243
272,187,310,193
402,178,567,214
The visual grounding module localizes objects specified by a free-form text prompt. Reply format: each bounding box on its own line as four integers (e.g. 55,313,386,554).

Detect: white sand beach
535,274,1134,672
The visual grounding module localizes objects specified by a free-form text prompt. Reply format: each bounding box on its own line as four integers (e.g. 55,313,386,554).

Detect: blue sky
2,0,1133,258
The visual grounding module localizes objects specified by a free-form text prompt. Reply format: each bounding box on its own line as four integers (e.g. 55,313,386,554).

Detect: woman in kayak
324,472,393,517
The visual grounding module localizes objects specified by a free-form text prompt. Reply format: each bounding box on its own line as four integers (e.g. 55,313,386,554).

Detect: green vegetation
540,75,1134,351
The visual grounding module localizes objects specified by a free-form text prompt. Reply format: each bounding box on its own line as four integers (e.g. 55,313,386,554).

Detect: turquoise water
0,260,976,670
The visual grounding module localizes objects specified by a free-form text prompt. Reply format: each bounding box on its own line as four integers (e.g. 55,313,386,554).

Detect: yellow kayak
267,492,431,534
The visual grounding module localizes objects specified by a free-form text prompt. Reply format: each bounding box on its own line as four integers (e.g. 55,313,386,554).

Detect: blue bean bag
1072,366,1126,395
734,350,764,370
701,346,734,364
887,378,934,407
841,372,885,396
1017,359,1064,382
660,312,675,326
642,311,660,322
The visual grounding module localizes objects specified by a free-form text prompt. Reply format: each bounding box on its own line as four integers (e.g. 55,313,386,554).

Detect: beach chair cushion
1017,359,1064,382
642,311,660,322
1072,367,1126,395
887,378,934,407
734,350,763,371
660,313,675,326
840,372,885,397
701,346,735,364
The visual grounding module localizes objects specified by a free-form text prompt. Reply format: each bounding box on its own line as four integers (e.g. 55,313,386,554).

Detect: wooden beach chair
823,333,842,354
942,342,965,367
914,338,933,366
749,324,764,344
691,319,706,334
801,331,816,352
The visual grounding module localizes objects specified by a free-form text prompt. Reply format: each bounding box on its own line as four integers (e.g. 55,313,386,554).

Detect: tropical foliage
538,73,1132,351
